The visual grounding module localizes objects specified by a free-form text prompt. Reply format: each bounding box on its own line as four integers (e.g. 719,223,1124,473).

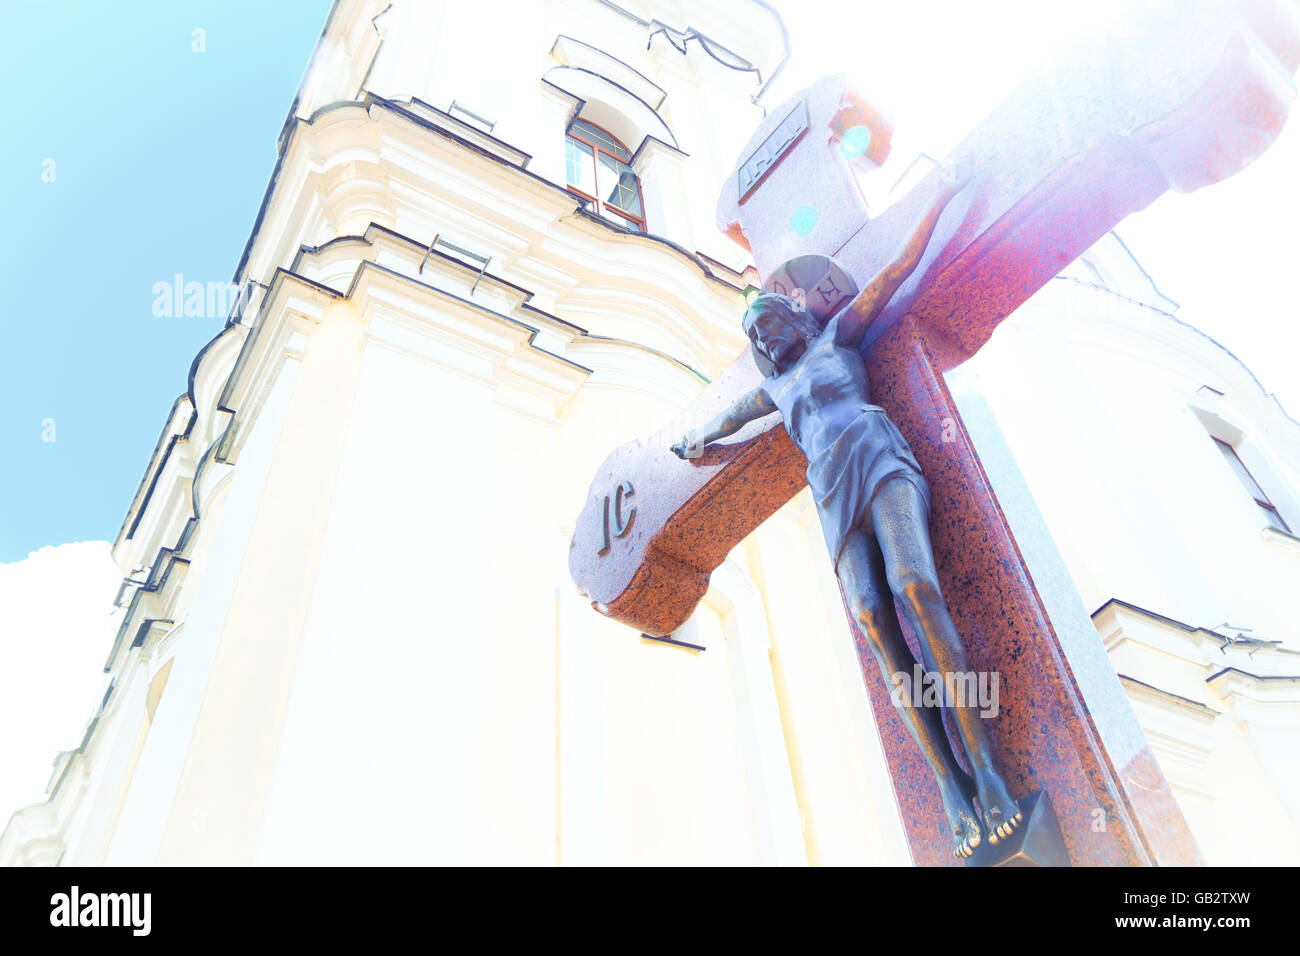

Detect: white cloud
0,542,121,825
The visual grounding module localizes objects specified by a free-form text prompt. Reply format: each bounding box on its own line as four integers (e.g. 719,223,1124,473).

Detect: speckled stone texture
859,318,1205,866
569,350,806,636
571,0,1299,864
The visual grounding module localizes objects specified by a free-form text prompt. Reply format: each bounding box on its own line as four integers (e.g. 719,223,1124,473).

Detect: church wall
746,502,912,865
972,282,1300,647
253,337,561,864
103,358,304,865
56,656,150,866
960,278,1300,864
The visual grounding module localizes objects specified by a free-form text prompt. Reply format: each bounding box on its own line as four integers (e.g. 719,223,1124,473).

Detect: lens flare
839,125,872,160
789,205,818,236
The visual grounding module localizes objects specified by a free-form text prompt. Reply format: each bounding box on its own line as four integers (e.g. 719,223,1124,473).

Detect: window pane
1214,438,1270,502
596,152,643,218
571,119,631,161
565,137,597,196
596,204,630,228
1214,437,1290,529
594,204,644,232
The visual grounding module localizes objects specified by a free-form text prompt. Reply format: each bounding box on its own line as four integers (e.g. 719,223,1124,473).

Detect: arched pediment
543,64,678,154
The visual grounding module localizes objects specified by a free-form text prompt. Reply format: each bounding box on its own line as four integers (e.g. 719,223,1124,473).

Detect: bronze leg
836,526,981,857
869,476,1022,845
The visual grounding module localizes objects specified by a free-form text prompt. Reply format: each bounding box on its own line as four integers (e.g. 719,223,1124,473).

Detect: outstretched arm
835,162,972,350
671,385,777,459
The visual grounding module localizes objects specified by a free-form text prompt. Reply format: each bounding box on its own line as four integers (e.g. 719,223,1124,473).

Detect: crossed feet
941,770,1024,860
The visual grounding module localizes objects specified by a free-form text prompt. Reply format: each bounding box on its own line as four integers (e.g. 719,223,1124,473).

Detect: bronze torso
765,317,930,566
764,318,880,460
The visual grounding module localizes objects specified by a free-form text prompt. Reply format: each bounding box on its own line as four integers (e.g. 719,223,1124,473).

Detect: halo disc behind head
761,254,859,327
746,254,859,376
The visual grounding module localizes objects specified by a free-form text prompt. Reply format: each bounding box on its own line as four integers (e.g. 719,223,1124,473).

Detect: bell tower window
564,118,646,233
1212,437,1291,533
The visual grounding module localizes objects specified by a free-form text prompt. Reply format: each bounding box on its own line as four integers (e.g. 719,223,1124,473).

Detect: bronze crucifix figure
670,165,1019,858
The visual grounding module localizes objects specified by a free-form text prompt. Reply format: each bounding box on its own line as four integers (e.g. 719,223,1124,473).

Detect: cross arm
569,351,805,636
838,0,1300,365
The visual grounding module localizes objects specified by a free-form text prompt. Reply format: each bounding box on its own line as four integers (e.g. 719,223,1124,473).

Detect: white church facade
2,0,1297,866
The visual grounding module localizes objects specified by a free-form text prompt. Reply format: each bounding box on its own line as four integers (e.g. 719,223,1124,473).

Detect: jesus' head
742,292,823,373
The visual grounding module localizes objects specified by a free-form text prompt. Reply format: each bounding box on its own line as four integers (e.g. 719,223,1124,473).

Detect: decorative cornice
550,34,668,111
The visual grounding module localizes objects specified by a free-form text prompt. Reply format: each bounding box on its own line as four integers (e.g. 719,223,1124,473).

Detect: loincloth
806,407,931,570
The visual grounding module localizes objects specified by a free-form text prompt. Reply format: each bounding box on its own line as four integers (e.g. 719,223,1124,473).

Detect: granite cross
570,0,1299,865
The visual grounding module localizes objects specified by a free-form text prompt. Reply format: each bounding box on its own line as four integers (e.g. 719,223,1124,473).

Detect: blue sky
0,1,331,561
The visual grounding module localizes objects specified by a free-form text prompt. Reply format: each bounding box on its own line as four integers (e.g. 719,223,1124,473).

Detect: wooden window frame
1213,437,1292,533
564,119,647,233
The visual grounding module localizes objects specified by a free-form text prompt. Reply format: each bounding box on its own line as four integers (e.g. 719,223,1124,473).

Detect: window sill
1261,526,1300,552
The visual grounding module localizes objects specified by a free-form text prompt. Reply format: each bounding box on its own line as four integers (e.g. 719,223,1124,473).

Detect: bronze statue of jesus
672,165,1021,858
